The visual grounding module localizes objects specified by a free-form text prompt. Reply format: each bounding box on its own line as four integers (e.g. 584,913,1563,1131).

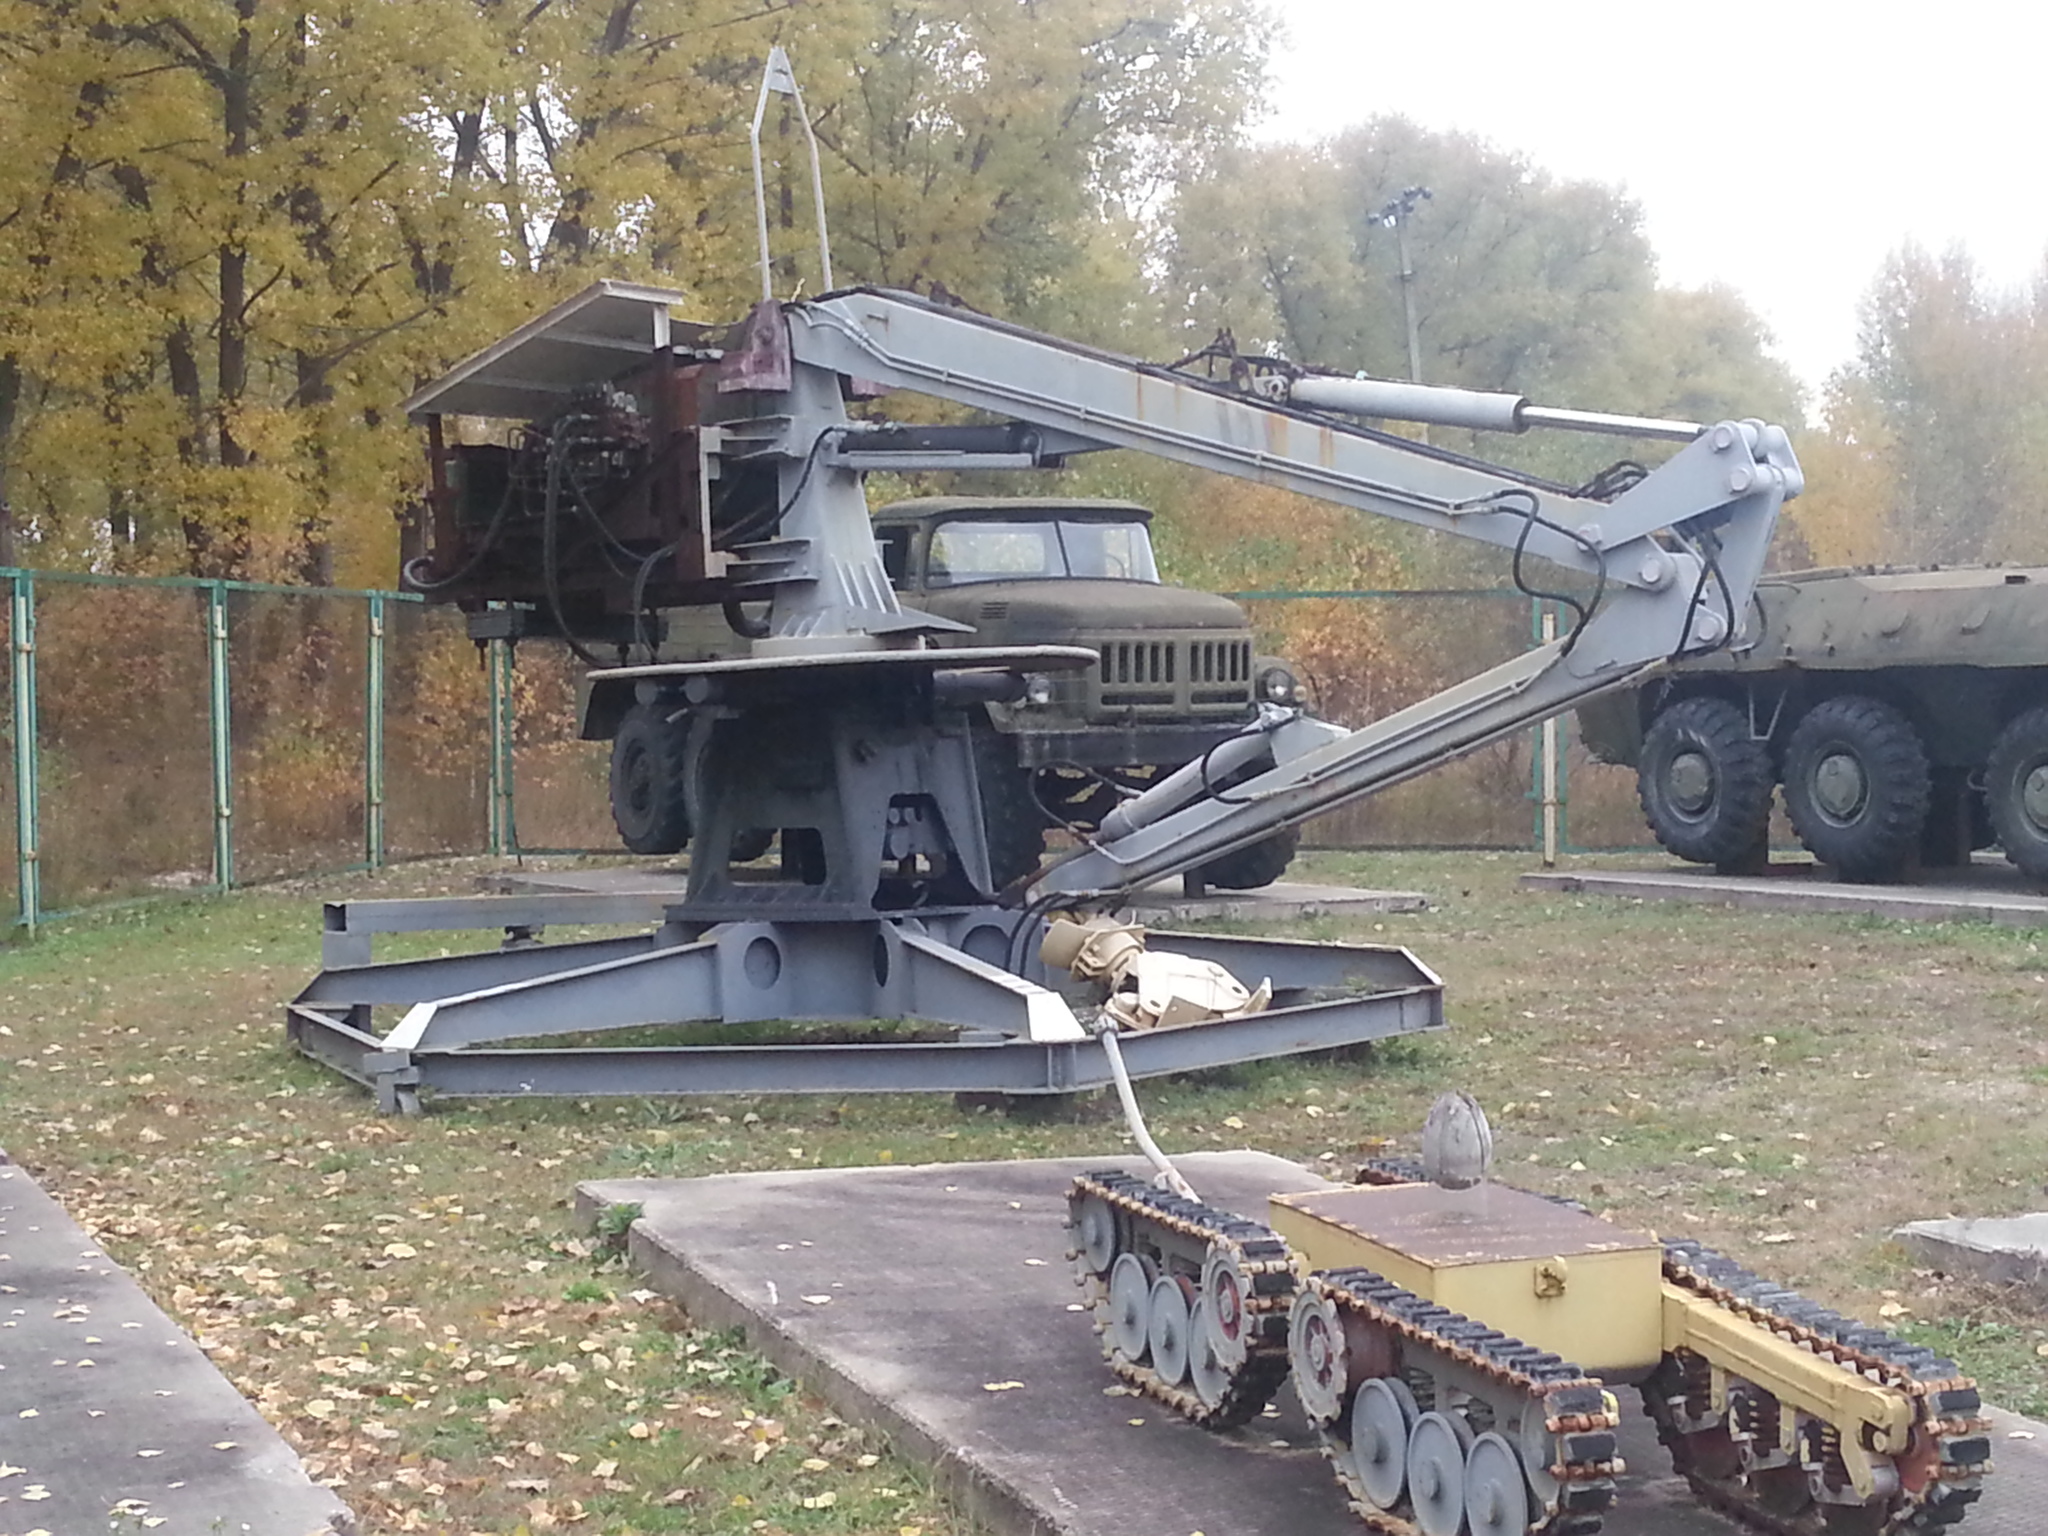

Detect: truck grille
1096,637,1251,714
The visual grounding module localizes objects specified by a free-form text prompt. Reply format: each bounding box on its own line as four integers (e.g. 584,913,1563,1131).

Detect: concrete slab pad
575,1153,2048,1535
1897,1214,2048,1299
483,865,1429,922
1521,864,2048,928
1117,881,1429,923
0,1152,354,1536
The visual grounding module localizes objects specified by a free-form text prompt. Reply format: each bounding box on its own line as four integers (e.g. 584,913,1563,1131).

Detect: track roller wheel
1107,1251,1152,1362
1187,1298,1232,1408
1465,1431,1533,1536
1147,1275,1194,1386
1407,1410,1477,1536
1349,1376,1419,1511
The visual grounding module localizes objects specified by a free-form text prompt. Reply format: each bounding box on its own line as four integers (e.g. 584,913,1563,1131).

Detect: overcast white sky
1258,0,2048,402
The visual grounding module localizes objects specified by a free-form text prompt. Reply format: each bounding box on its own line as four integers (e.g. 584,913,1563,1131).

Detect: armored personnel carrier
1068,1096,1992,1536
1577,564,2048,882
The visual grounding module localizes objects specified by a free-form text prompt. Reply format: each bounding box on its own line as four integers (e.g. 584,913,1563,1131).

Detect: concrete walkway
1521,861,2048,928
0,1150,354,1536
579,1152,2044,1536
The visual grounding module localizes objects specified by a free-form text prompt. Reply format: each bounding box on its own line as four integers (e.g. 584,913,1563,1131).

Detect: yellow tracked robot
1065,1093,1991,1536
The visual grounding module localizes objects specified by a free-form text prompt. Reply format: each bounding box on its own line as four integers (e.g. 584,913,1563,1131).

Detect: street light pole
1369,185,1432,444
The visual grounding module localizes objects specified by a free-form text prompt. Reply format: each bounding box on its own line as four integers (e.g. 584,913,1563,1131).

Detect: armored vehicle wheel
608,704,691,854
1636,696,1774,869
730,827,774,862
1782,695,1931,881
1985,705,2048,882
1198,827,1301,890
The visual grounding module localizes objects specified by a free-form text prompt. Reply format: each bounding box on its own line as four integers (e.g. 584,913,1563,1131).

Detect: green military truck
1577,564,2048,883
603,496,1308,889
872,496,1307,889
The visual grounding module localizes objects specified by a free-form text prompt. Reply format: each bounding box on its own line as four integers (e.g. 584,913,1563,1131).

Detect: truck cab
870,497,1306,889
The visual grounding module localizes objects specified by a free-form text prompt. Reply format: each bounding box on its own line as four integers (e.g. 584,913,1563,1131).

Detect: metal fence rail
1,570,1630,935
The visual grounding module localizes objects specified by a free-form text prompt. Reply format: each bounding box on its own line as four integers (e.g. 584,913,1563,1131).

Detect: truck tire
1199,827,1301,890
973,726,1048,890
1781,695,1930,882
608,704,692,855
1635,696,1774,870
730,827,775,863
1984,705,2048,882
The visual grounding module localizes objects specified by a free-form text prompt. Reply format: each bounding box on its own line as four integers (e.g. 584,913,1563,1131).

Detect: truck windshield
925,519,1160,586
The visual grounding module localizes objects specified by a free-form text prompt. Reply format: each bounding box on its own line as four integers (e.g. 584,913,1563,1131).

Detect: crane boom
769,287,1800,900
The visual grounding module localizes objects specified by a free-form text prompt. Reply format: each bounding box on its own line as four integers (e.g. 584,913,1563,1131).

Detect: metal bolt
1728,467,1753,494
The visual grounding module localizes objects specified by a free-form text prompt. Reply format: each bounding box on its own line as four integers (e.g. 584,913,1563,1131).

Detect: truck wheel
1985,705,2048,882
1636,696,1774,870
730,828,775,863
608,704,692,855
973,727,1048,890
1782,696,1930,882
1199,827,1301,890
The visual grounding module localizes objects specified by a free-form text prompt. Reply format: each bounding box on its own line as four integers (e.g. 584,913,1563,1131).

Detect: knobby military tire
608,704,692,855
1985,705,2048,883
1781,695,1930,882
729,827,775,863
972,725,1049,891
1636,696,1775,869
1198,827,1301,890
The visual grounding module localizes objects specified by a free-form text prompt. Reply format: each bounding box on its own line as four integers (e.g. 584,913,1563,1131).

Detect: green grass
3,848,2047,1533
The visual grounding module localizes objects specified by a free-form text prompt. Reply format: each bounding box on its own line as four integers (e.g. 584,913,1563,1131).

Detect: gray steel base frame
285,894,1443,1113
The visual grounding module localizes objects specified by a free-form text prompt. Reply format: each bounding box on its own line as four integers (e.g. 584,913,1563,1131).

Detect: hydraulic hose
1098,1027,1197,1201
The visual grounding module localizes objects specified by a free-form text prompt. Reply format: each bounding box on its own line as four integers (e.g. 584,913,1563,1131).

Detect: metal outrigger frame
285,892,1443,1115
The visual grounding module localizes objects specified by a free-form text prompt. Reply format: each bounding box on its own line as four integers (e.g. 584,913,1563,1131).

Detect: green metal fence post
10,571,40,934
487,633,515,855
364,594,386,869
207,581,234,890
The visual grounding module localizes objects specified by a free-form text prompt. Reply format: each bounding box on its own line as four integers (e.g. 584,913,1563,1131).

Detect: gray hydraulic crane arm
789,288,1784,593
776,287,1802,903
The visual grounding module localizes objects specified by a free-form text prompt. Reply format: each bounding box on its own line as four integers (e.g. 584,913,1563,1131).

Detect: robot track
1647,1237,1991,1535
1296,1267,1621,1536
1066,1171,1621,1536
1066,1170,1297,1430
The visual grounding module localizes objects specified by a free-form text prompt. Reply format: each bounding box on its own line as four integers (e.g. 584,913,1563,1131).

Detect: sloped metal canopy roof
401,280,701,423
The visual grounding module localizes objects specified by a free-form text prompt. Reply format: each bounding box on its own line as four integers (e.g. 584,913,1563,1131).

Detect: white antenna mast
750,46,835,303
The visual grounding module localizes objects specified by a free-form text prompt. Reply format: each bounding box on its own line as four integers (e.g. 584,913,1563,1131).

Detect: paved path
578,1152,2043,1536
0,1150,354,1536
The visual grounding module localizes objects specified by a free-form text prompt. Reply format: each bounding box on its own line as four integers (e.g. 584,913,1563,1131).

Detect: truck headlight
1022,672,1056,707
1258,665,1300,704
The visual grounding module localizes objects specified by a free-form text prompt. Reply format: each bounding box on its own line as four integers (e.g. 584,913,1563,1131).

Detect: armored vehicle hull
1578,565,2048,882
